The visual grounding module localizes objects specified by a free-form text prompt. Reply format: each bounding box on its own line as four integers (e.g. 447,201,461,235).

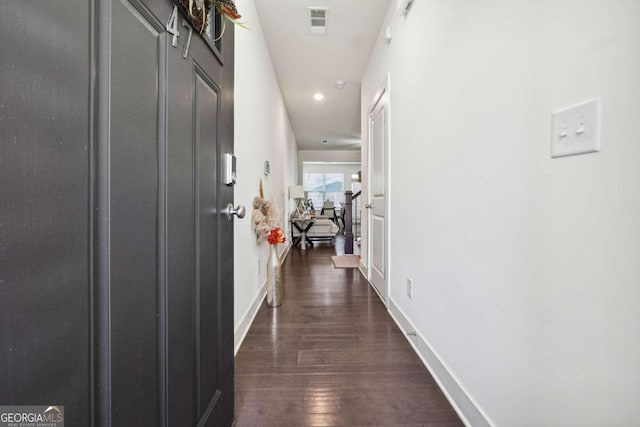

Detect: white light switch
551,97,602,158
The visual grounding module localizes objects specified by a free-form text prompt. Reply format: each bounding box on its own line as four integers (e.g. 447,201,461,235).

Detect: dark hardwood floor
235,242,463,426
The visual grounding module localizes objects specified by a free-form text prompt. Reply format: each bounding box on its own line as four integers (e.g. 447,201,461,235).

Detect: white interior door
368,88,388,303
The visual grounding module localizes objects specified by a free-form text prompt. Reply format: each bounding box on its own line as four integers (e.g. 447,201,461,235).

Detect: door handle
224,204,246,221
365,203,373,209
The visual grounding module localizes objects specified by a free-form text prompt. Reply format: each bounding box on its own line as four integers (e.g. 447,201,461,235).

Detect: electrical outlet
407,278,413,299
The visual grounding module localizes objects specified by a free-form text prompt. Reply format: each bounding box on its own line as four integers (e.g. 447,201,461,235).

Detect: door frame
366,74,391,306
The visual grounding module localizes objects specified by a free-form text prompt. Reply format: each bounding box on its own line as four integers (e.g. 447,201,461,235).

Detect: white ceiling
253,0,391,151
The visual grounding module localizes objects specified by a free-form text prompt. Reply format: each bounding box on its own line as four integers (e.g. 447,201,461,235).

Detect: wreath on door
174,0,247,37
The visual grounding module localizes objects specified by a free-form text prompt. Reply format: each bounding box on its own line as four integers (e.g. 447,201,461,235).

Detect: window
203,8,224,58
304,173,344,210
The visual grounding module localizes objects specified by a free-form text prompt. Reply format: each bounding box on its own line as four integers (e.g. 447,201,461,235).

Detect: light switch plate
551,97,602,158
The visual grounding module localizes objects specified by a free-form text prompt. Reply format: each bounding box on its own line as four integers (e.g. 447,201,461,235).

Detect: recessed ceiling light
313,93,325,101
335,80,345,89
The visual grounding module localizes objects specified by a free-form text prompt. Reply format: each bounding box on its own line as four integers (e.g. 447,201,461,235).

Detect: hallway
235,244,463,426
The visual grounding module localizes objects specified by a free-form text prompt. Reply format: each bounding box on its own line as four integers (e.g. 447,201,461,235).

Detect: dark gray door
1,0,235,426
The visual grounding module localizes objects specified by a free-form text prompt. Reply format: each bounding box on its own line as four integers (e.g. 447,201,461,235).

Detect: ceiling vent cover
308,8,328,35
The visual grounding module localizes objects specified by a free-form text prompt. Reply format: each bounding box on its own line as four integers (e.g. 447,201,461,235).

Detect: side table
291,218,315,250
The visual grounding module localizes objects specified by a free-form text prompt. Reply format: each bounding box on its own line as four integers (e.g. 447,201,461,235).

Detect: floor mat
331,255,360,269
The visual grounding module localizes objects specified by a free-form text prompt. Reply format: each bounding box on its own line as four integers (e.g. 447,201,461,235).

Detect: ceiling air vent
308,8,328,35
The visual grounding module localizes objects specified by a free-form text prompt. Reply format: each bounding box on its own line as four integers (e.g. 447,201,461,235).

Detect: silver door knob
224,204,246,221
365,203,373,209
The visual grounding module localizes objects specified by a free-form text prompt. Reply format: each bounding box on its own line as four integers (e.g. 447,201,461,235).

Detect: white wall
362,1,640,425
234,0,298,353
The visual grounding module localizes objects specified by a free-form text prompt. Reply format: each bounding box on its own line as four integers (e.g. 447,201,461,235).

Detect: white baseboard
358,259,368,279
388,299,494,427
234,280,266,355
234,242,292,355
279,241,291,263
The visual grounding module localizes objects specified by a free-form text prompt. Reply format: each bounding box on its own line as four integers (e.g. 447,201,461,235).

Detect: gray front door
0,0,235,425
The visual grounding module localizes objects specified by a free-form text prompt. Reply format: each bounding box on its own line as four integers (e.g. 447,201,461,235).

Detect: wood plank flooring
235,243,463,426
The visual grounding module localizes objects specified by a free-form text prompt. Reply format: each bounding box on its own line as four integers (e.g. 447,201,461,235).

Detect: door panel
371,108,386,198
109,1,161,423
0,2,91,425
369,90,388,303
195,70,220,419
166,41,197,427
164,38,229,427
372,216,385,276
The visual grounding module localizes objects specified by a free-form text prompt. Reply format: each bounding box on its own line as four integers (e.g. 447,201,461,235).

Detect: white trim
279,241,291,263
234,243,291,355
366,73,391,305
358,259,368,279
388,299,495,427
368,277,386,306
234,280,266,355
385,73,392,308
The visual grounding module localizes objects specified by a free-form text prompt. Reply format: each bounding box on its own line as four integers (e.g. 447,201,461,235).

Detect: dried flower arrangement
251,180,284,243
174,0,248,36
